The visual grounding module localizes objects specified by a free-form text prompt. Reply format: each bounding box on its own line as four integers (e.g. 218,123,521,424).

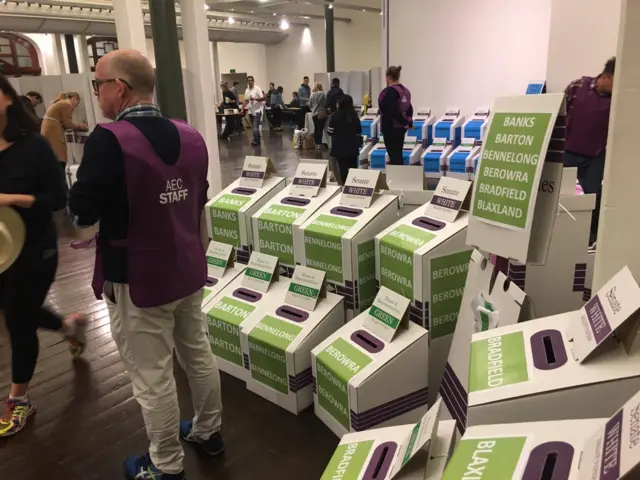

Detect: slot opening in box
367,442,396,479
275,305,309,323
232,288,263,303
206,277,218,287
330,206,364,218
411,216,445,231
540,452,558,480
231,187,257,196
531,330,568,370
351,330,384,353
281,197,311,207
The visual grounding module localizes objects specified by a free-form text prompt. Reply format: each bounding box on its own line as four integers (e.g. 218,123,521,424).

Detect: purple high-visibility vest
378,84,412,128
91,119,208,308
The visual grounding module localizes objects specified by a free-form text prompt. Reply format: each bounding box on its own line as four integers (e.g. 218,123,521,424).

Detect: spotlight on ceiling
280,18,290,30
328,4,333,9
204,4,209,10
228,16,235,24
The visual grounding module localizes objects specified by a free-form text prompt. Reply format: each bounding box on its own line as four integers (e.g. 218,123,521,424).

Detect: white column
594,0,640,289
75,35,91,74
53,34,67,75
113,0,148,54
210,41,221,103
546,0,622,93
180,0,222,195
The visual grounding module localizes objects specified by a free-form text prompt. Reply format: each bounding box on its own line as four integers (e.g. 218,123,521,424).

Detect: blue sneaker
179,420,225,456
123,453,186,480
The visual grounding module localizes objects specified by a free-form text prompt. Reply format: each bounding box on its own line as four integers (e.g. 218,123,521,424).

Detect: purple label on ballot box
292,177,322,187
242,170,265,180
431,194,462,211
343,186,374,197
600,409,623,480
585,295,612,345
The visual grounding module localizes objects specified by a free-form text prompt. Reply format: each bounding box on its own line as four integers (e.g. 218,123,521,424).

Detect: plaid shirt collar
116,103,162,122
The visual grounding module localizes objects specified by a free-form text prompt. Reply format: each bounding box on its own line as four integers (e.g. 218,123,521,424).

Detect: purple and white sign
241,170,265,180
292,177,321,187
585,295,612,345
431,194,463,211
599,409,623,480
343,186,375,197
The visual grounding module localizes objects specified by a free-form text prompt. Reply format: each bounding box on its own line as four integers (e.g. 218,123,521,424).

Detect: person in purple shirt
564,57,615,246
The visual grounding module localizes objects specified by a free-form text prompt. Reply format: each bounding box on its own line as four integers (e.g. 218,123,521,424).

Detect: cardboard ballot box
201,242,245,327
311,287,429,437
299,170,399,319
240,266,345,414
252,162,341,278
466,266,640,428
203,252,290,382
205,157,286,264
319,401,444,480
443,388,640,479
440,250,531,433
376,177,473,329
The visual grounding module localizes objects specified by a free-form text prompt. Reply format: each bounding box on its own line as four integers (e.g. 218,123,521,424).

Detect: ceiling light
273,12,276,16
328,4,333,9
379,11,383,15
228,16,235,24
280,18,290,30
204,4,209,10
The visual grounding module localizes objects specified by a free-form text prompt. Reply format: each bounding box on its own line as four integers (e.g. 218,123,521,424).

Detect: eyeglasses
92,78,133,93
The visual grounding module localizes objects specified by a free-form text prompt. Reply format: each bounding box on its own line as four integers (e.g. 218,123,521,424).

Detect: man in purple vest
564,57,615,246
68,49,223,480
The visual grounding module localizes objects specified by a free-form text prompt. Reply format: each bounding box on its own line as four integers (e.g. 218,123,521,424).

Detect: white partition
348,71,367,106
8,77,21,95
314,72,329,92
370,67,383,106
40,75,64,108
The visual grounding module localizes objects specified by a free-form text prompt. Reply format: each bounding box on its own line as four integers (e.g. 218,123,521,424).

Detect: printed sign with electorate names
426,176,472,223
568,266,640,363
471,95,562,232
242,251,279,293
363,286,411,342
289,162,327,198
285,265,326,311
239,156,278,188
341,169,388,208
205,241,234,278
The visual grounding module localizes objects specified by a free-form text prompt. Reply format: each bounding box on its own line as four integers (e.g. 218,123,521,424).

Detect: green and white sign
207,296,256,365
209,194,252,247
316,338,373,430
472,112,553,230
285,265,325,311
242,252,279,293
248,315,303,394
379,225,436,299
365,286,411,342
257,205,305,266
304,214,357,284
429,249,473,340
320,440,374,480
442,436,527,479
469,332,529,393
358,240,377,310
205,241,234,278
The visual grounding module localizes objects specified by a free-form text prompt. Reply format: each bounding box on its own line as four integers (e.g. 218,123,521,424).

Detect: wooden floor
0,128,337,480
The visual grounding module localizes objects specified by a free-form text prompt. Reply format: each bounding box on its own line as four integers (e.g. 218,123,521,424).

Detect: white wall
24,33,60,75
388,0,551,116
267,11,382,99
546,0,621,93
217,42,268,90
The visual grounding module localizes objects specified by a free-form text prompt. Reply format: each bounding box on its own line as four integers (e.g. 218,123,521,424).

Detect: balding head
98,49,155,97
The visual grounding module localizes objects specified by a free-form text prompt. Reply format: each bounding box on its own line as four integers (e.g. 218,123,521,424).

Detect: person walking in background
0,74,87,439
41,92,87,177
270,86,285,132
244,75,266,146
218,81,238,141
326,78,344,114
378,65,413,166
68,49,223,480
328,94,362,185
564,57,615,247
266,82,275,108
309,82,328,149
231,81,242,132
297,76,311,129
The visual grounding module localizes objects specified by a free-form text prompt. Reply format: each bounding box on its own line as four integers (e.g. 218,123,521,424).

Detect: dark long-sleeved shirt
379,85,413,134
328,112,362,158
68,113,185,283
0,133,66,261
326,86,344,113
564,76,611,157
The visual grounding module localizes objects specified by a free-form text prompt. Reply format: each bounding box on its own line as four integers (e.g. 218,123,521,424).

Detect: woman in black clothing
328,94,362,185
378,65,413,166
0,74,87,438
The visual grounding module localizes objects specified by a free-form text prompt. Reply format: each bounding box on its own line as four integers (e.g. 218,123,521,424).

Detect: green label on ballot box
209,194,252,247
207,297,256,366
